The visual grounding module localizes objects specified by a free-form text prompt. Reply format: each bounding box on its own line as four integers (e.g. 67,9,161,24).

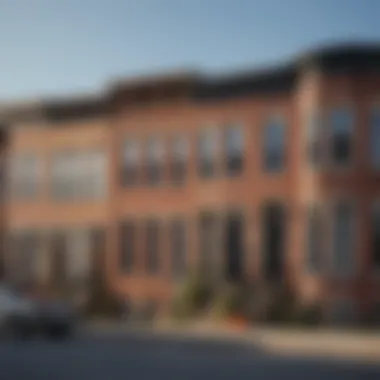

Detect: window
89,228,106,279
369,301,380,326
9,231,40,286
306,113,322,167
330,107,354,166
119,221,136,274
145,219,160,274
50,232,68,286
263,116,286,172
262,203,286,280
170,219,187,278
225,212,244,281
51,153,73,199
169,135,189,184
51,150,107,200
198,213,219,275
198,129,218,178
84,150,107,198
121,140,140,186
146,138,164,185
331,201,355,276
306,204,323,273
224,125,244,176
10,154,40,199
66,230,91,282
371,203,380,271
370,107,380,170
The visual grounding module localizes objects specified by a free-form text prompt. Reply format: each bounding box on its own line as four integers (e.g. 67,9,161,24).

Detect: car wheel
45,325,71,340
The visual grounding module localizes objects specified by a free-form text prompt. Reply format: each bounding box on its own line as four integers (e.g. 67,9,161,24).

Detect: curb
85,321,380,363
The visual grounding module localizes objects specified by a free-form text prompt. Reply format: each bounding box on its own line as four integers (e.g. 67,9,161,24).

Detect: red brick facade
1,45,380,322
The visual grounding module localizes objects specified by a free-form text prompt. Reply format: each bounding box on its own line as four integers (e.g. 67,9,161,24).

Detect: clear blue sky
1,0,380,102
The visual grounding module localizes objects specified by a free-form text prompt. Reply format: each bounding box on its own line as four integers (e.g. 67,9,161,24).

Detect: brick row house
1,44,380,323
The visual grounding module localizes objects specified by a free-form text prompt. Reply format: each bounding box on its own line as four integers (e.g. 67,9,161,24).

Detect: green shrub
212,283,247,319
171,273,212,320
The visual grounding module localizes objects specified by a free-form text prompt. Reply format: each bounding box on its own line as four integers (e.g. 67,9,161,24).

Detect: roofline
2,41,380,124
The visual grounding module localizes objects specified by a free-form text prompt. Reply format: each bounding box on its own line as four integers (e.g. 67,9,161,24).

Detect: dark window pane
370,109,380,169
50,232,68,287
225,213,244,282
371,205,380,270
332,202,354,275
330,109,353,166
119,222,135,274
89,228,106,279
263,118,286,172
170,219,187,278
145,220,160,274
262,203,285,281
224,125,243,176
198,213,219,274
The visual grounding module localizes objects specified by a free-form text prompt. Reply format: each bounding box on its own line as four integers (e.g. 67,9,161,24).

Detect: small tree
171,271,212,320
212,282,248,319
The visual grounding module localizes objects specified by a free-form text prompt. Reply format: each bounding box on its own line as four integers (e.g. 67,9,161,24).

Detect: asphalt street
0,329,380,380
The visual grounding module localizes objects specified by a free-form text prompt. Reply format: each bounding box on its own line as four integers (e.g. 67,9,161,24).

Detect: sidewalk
86,319,380,363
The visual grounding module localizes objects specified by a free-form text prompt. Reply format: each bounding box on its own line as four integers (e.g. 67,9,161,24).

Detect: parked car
37,299,76,339
0,283,76,340
0,284,38,339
